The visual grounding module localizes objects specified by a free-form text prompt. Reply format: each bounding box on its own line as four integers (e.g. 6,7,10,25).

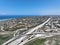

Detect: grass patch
0,34,13,45
25,38,46,45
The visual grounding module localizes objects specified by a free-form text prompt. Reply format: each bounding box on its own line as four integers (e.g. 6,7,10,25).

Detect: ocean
0,15,44,20
0,15,42,21
0,15,25,19
0,15,33,19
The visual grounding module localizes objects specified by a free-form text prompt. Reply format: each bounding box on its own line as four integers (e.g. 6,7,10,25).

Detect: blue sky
0,0,60,15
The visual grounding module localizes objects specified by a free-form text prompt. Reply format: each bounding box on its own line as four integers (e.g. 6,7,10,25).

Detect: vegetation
0,34,13,45
24,38,46,45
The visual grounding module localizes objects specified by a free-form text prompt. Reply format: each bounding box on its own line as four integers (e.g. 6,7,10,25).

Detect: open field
24,38,46,45
0,33,13,45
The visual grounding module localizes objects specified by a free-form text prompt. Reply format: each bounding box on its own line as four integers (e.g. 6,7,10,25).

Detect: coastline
0,18,13,21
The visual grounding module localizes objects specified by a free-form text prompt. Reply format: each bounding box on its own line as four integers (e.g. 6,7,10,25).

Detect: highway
8,36,27,45
2,18,51,45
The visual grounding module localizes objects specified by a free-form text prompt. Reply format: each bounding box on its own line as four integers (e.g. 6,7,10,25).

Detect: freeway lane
8,36,27,45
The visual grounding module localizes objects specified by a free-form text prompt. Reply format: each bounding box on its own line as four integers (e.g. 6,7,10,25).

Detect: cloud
1,13,7,15
0,12,7,15
39,9,60,15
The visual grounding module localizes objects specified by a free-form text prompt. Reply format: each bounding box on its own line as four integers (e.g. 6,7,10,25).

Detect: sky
0,0,60,15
